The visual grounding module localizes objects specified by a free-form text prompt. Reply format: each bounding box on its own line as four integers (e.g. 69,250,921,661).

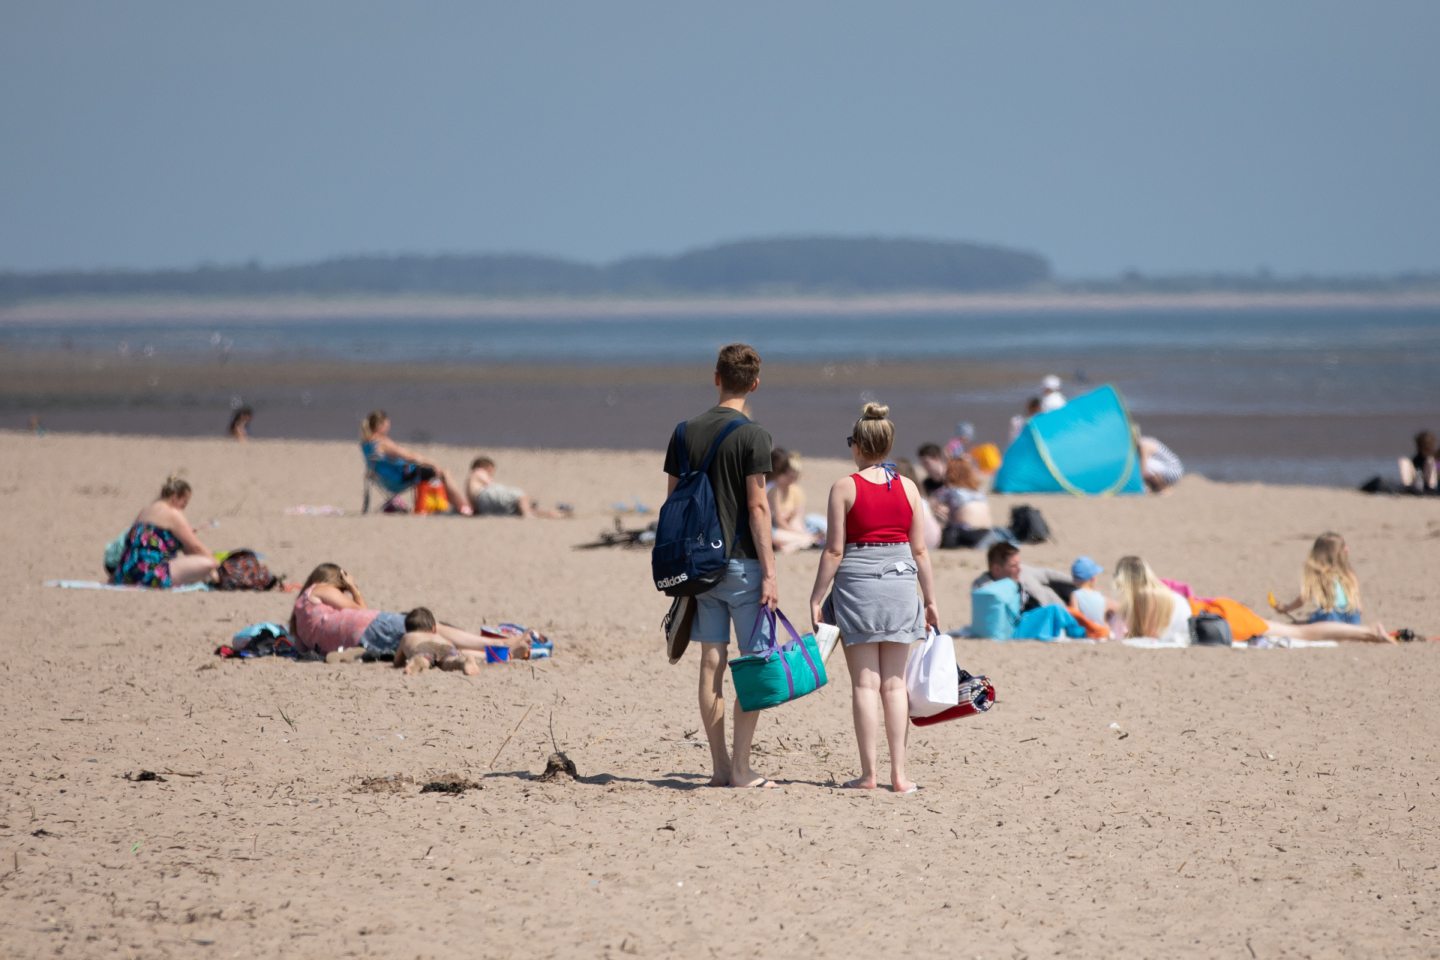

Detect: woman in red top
810,403,939,794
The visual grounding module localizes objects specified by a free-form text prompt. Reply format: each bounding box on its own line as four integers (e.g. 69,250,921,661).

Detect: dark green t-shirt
662,406,774,560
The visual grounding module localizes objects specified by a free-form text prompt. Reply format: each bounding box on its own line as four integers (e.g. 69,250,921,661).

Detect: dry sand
2,431,1439,959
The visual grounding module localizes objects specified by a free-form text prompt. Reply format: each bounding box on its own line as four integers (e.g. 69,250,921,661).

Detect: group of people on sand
664,344,1425,796
964,535,1397,646
110,478,538,666
360,410,569,517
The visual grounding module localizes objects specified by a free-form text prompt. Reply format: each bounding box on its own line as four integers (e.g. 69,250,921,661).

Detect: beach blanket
45,579,211,593
1122,636,1339,649
285,505,348,517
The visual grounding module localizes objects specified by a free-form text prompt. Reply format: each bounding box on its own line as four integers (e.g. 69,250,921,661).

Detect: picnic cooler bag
729,609,828,711
910,669,997,726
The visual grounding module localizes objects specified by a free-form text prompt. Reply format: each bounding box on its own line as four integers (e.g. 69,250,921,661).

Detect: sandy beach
2,431,1440,959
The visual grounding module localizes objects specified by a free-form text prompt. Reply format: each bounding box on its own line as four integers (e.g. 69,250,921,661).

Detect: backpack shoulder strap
698,416,750,474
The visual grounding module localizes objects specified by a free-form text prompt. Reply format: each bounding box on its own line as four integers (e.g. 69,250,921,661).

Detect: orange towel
1067,605,1109,640
1189,597,1268,642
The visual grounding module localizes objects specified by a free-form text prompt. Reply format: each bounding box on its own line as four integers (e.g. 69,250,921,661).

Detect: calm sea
3,306,1438,486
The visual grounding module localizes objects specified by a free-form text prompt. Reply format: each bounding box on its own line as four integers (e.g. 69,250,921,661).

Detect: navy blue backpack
651,416,749,597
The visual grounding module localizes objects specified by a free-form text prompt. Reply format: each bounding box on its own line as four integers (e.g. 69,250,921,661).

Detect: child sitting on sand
395,607,532,674
1069,556,1120,638
1272,532,1364,625
466,456,571,518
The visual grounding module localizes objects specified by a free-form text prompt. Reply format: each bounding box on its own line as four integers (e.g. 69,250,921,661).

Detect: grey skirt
822,543,924,646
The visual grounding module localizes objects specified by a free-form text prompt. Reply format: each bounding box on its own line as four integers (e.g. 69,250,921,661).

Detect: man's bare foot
402,653,433,674
707,774,731,787
841,777,877,790
461,657,481,676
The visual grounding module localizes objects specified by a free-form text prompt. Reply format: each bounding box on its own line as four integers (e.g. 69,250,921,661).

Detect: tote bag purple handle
746,608,821,696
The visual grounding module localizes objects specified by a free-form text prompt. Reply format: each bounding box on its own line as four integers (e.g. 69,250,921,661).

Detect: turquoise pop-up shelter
993,384,1144,496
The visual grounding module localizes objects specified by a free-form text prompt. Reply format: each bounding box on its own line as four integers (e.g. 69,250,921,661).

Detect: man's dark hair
405,607,437,632
986,541,1019,571
917,442,943,459
716,343,761,393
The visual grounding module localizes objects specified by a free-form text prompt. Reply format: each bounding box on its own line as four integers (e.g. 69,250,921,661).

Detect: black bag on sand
1188,612,1233,646
1008,505,1051,544
216,549,282,591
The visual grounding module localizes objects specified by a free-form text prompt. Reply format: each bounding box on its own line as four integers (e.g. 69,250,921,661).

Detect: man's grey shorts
692,558,772,656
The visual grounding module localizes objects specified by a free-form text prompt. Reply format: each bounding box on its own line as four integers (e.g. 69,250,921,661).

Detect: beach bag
906,627,960,717
1188,612,1233,646
1008,504,1051,544
651,416,749,596
728,609,828,711
215,549,281,591
911,669,998,726
970,577,1021,640
414,478,451,514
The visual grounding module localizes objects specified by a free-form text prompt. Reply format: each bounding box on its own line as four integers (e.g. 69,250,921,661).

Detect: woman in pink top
288,563,513,659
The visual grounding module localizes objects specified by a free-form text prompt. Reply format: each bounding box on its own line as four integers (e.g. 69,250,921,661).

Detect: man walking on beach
663,343,779,788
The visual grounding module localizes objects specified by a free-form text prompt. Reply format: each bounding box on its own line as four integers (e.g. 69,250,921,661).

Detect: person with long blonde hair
361,410,471,514
1273,532,1363,624
1113,555,1392,644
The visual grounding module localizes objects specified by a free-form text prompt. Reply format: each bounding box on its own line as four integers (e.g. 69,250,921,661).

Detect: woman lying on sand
1113,556,1393,644
110,476,219,588
288,563,528,660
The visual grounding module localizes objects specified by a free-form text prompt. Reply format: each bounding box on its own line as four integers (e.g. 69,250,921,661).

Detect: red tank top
845,473,913,544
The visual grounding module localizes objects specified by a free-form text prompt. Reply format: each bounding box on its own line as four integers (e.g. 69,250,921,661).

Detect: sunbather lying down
393,607,532,674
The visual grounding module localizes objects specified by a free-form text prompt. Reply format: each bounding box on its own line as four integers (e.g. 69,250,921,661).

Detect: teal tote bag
729,608,828,711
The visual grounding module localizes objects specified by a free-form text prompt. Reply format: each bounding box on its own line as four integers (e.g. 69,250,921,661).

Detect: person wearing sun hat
1070,556,1113,626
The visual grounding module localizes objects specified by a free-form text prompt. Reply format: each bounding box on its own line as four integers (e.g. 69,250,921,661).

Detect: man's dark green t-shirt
662,406,774,561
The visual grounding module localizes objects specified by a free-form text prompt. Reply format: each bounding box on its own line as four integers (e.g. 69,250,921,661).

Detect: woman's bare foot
461,656,481,676
841,777,877,790
730,775,778,789
326,646,368,665
1374,622,1397,644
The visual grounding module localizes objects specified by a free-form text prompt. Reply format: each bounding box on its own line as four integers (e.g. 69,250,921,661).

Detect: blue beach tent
993,385,1144,496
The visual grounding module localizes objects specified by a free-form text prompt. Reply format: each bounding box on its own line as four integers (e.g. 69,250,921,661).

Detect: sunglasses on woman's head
845,437,856,448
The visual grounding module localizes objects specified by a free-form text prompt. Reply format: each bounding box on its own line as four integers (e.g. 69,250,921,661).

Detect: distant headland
2,235,1437,319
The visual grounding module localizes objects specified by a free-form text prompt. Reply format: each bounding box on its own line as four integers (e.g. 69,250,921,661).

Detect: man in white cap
1039,374,1067,412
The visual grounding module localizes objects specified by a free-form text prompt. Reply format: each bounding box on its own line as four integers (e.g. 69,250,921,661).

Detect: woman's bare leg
435,623,531,658
843,643,881,788
170,555,218,585
879,642,916,792
436,470,472,515
1262,619,1394,644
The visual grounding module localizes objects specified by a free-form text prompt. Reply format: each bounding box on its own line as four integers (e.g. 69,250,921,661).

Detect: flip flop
894,784,921,795
732,777,778,789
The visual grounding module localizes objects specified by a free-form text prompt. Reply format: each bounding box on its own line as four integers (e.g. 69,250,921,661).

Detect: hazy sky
3,1,1437,277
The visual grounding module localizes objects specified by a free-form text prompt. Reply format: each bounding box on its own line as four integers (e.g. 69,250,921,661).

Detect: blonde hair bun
861,402,890,421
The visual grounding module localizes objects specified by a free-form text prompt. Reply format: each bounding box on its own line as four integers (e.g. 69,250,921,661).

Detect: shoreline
5,288,1440,324
0,351,1412,489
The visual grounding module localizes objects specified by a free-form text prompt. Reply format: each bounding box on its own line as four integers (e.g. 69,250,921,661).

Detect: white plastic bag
905,627,960,717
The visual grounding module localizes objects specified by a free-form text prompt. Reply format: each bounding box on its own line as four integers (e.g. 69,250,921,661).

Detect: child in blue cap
1070,556,1118,636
